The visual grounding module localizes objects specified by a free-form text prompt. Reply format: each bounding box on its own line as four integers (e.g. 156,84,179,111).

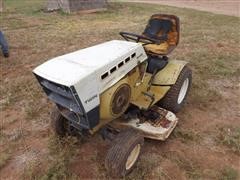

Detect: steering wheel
120,32,156,45
119,32,165,45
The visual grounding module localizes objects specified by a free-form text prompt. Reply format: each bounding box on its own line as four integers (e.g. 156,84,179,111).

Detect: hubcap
177,78,189,104
125,144,141,170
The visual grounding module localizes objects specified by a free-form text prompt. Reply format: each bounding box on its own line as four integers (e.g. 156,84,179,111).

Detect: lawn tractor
33,14,192,177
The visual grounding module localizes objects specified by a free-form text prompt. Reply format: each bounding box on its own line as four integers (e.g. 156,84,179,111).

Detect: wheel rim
125,144,141,170
177,78,189,104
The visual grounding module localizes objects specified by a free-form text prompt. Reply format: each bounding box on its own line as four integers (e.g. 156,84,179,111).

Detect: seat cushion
144,42,169,55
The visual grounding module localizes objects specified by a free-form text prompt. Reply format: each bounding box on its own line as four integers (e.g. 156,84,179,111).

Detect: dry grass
22,136,80,179
173,127,201,143
1,0,240,179
126,153,162,180
217,127,240,154
39,136,79,179
0,152,11,169
162,151,202,179
220,167,238,180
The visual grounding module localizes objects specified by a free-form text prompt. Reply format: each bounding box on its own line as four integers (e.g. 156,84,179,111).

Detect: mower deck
112,106,178,140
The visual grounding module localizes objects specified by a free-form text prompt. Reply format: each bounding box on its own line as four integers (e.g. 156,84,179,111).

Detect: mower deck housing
112,106,178,140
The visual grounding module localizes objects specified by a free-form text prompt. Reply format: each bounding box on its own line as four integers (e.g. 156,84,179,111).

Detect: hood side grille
35,75,83,115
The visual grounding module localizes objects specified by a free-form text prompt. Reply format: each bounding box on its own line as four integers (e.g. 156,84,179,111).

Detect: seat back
143,14,180,55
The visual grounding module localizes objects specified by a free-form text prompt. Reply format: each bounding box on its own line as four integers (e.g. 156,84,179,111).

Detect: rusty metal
111,106,178,141
139,105,171,128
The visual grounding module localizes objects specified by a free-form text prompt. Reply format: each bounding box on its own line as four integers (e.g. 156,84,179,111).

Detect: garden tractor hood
33,40,147,89
33,40,147,115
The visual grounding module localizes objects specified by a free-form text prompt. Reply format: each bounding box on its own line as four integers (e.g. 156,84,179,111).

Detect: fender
152,60,188,85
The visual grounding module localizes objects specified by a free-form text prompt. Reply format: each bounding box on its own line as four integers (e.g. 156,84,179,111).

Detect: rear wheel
51,107,68,137
158,66,192,113
105,128,144,177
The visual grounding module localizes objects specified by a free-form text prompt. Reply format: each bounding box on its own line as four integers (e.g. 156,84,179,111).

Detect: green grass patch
4,0,45,16
23,136,80,179
163,152,202,179
40,136,79,179
173,127,201,143
217,127,240,154
220,167,238,180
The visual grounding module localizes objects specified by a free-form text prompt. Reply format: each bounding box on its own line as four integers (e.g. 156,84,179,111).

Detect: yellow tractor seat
144,42,169,55
142,14,180,56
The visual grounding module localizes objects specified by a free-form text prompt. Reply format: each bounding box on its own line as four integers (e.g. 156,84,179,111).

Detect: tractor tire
105,128,144,177
51,107,67,137
158,66,192,113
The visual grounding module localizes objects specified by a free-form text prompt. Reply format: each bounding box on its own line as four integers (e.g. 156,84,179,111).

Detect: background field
122,0,240,17
0,0,240,179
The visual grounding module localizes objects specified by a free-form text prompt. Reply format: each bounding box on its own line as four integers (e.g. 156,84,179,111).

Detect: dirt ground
0,1,240,180
124,0,240,17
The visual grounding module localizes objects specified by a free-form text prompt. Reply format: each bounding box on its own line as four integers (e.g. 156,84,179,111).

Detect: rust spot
159,118,171,128
139,106,171,128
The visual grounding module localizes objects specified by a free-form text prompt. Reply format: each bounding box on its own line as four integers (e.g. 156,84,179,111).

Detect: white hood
33,40,148,112
33,40,142,86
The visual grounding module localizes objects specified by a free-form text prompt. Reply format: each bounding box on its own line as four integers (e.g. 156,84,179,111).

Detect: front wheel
51,107,68,137
105,128,144,177
158,66,192,113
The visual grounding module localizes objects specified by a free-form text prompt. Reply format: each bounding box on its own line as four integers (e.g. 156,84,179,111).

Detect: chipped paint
112,106,178,140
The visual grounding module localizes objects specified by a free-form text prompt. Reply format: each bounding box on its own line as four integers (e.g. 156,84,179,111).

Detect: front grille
34,74,90,130
38,77,83,114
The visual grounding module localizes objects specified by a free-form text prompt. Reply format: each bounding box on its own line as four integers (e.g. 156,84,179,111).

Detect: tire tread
158,66,192,113
105,128,144,177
